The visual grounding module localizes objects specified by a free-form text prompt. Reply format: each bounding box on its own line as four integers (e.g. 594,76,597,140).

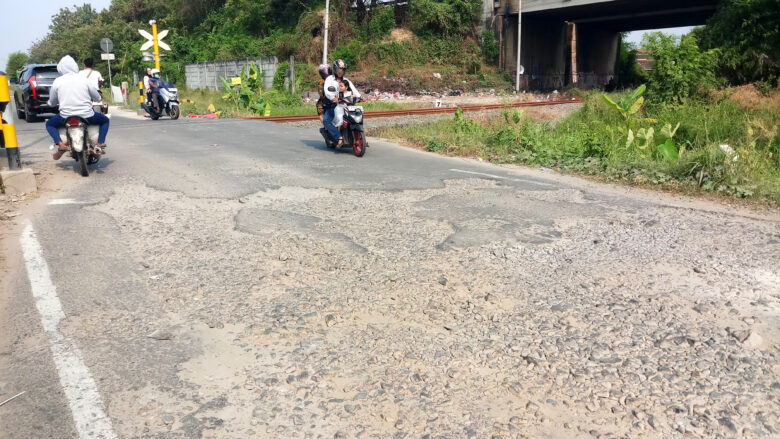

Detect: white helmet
151,68,160,75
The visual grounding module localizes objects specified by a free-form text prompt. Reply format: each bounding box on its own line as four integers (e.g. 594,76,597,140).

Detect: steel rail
245,99,583,123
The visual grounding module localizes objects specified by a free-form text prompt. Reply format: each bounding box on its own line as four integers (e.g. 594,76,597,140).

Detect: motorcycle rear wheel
77,148,89,177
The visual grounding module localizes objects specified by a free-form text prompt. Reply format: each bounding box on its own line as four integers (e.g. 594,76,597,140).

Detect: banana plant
603,84,659,148
656,122,681,163
602,84,646,131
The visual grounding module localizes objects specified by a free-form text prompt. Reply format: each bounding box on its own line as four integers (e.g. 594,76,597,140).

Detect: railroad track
248,99,584,123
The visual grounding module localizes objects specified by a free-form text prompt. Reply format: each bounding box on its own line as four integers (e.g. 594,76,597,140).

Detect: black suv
14,64,60,122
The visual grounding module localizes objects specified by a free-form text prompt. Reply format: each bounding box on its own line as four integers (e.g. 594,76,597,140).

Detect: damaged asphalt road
1,113,778,439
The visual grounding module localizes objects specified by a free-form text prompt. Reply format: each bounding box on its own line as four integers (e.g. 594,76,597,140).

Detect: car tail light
68,118,80,127
30,76,38,100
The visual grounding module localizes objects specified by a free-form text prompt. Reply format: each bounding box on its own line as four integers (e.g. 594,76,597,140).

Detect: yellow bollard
0,72,21,170
139,81,144,103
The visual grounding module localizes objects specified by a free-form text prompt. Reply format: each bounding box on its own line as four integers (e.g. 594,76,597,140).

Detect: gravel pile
90,177,779,439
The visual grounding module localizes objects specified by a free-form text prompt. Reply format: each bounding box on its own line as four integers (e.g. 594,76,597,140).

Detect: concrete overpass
484,0,719,89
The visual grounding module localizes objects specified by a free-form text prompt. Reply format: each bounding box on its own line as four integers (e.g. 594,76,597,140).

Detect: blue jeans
46,113,110,145
322,107,342,142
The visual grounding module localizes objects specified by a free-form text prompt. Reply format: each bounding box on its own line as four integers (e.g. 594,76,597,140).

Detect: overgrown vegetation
378,88,779,203
692,0,779,87
22,0,497,92
642,33,717,103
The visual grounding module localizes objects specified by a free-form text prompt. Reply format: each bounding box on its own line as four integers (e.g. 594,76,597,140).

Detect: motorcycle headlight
352,114,362,124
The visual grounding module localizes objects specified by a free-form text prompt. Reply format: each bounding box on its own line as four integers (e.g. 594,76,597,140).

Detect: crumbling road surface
1,112,778,439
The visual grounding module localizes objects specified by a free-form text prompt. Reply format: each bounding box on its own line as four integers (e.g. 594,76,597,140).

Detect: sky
0,0,113,73
625,26,695,46
1,0,695,73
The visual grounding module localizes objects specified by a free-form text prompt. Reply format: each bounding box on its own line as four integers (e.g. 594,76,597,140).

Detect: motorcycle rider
148,68,163,113
143,67,152,105
79,58,104,90
316,64,331,121
323,59,360,148
46,55,109,160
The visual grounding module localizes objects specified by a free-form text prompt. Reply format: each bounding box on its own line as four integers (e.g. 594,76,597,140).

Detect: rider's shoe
52,150,66,160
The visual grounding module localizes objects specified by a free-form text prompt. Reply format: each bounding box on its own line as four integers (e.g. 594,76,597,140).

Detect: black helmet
332,59,346,78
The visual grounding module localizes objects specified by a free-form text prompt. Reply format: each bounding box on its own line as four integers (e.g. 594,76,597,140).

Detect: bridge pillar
500,16,567,90
575,24,620,88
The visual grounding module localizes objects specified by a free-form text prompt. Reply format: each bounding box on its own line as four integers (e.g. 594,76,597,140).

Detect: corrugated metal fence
184,57,278,91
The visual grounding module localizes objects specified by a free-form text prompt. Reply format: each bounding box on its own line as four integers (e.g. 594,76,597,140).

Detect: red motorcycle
319,96,367,157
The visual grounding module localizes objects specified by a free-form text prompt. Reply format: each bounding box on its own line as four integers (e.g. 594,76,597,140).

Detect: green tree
642,32,717,103
5,52,29,80
409,0,481,37
693,0,780,86
614,38,646,89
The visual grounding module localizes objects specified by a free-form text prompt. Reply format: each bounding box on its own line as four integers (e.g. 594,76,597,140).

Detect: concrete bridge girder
486,0,718,89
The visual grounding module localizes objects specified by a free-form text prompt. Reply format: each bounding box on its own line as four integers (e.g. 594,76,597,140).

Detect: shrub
409,0,481,37
481,31,499,65
330,40,364,68
369,7,396,38
642,33,717,104
693,0,780,86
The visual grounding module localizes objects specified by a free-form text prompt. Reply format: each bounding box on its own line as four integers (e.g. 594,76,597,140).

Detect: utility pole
515,0,522,92
322,0,330,64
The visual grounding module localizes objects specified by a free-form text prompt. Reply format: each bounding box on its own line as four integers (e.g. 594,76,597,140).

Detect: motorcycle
319,96,367,157
141,81,180,120
92,90,109,115
50,115,108,177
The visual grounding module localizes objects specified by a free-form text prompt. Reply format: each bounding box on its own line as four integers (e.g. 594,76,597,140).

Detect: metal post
107,58,113,90
515,0,522,92
0,72,20,170
151,20,161,71
323,0,330,64
289,56,296,94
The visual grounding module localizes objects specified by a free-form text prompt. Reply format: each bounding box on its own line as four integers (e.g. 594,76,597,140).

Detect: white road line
48,199,89,205
449,168,555,186
20,224,117,439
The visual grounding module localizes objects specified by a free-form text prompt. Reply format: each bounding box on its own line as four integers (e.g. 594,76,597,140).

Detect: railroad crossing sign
139,29,169,51
138,20,170,70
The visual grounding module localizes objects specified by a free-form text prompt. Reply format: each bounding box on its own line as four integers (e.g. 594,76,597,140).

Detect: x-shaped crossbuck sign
139,29,170,51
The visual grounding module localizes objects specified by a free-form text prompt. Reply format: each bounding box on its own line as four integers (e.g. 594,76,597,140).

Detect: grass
375,87,780,205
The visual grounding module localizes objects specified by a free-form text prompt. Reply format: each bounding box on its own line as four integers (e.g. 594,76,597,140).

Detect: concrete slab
0,167,38,195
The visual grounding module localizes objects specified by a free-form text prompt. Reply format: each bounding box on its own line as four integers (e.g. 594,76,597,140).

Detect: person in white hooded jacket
45,55,110,160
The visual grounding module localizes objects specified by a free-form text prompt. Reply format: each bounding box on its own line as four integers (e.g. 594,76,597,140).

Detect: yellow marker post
0,72,21,170
151,21,161,71
139,81,144,103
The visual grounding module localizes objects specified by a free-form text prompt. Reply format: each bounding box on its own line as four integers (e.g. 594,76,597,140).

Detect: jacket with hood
48,56,101,118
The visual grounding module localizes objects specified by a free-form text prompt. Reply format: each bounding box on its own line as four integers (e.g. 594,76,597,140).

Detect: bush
330,40,364,69
693,0,780,86
481,31,498,65
409,0,481,37
642,33,717,104
369,7,396,38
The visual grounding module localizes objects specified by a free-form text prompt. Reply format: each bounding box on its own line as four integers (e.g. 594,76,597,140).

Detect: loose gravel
88,176,779,439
